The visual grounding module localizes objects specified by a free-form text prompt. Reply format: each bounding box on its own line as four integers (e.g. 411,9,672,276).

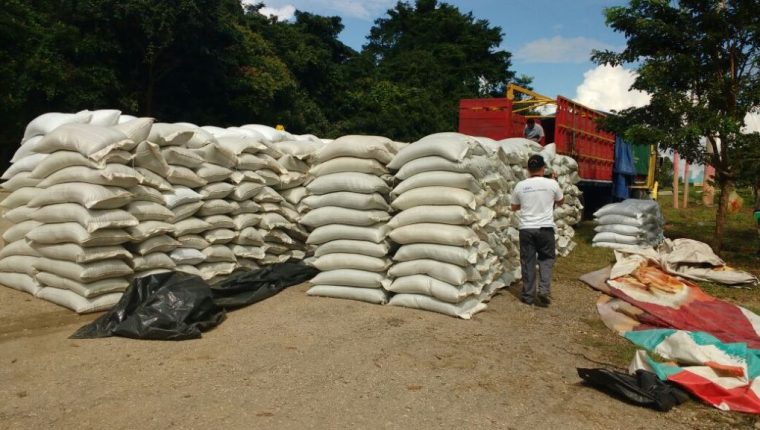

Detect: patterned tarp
580,264,760,413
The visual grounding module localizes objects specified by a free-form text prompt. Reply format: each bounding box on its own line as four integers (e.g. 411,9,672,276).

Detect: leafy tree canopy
0,0,522,158
593,0,760,249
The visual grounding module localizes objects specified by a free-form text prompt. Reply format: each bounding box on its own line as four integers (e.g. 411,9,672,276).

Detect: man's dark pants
519,227,556,303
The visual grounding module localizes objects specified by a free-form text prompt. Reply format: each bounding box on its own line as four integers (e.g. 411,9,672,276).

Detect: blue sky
254,0,650,111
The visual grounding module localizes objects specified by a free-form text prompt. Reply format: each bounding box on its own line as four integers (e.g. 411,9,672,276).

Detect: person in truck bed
523,118,544,143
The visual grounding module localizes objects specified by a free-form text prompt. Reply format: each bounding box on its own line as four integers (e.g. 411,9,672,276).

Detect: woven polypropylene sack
389,223,479,246
393,244,478,266
301,207,390,228
310,269,389,289
314,240,389,258
28,183,133,210
388,293,486,320
388,275,480,304
30,203,138,232
301,192,390,211
312,253,391,272
307,285,388,304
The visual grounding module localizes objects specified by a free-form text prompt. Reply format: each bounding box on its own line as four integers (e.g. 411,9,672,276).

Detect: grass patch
554,221,616,280
659,186,759,273
577,317,638,367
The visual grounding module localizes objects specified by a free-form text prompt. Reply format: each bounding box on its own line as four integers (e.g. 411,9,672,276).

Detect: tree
656,156,674,188
361,0,515,138
593,0,760,251
246,8,358,136
99,0,296,125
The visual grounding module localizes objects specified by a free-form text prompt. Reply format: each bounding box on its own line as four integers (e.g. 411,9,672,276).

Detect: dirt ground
1,271,754,430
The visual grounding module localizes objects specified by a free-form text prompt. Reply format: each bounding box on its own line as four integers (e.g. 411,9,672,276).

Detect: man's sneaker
536,294,551,308
519,297,533,306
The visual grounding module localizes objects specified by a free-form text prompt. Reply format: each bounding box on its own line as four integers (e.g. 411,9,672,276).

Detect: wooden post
673,151,680,209
683,162,690,208
703,164,715,207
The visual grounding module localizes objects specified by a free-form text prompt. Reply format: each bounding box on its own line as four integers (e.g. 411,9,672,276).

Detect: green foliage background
0,0,518,164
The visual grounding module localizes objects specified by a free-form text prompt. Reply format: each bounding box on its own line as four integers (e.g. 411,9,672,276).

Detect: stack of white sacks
191,132,240,283
209,125,313,267
243,143,307,267
202,127,280,271
271,137,327,256
384,132,514,319
0,111,584,318
592,199,664,249
498,138,583,258
301,136,400,304
0,111,326,313
0,111,153,312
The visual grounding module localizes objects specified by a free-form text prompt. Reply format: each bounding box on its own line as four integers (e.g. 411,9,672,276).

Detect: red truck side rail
458,99,527,141
554,96,614,182
458,97,614,182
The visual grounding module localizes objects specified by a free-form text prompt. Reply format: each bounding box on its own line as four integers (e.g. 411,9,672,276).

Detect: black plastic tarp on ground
71,262,318,340
578,368,689,412
211,262,318,309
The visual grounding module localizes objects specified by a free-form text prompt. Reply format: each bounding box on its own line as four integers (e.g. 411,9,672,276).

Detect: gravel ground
1,271,745,430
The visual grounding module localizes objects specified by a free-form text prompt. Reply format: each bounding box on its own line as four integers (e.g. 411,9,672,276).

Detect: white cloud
257,4,297,21
744,111,760,133
514,36,618,64
574,65,651,112
253,0,395,20
536,104,557,116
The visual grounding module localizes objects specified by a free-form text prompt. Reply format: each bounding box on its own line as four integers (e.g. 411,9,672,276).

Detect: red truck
459,85,655,214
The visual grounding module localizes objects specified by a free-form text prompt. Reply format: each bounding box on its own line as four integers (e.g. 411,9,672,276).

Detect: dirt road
2,272,748,430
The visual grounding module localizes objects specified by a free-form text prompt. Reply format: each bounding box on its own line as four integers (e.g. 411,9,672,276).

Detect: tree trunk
683,162,690,208
713,176,733,253
673,151,680,209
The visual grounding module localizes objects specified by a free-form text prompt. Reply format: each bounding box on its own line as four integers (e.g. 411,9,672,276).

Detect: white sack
388,294,486,320
30,203,138,232
28,183,132,210
301,207,390,228
310,269,389,289
389,223,479,246
307,285,388,304
314,240,389,258
35,288,122,314
312,253,391,272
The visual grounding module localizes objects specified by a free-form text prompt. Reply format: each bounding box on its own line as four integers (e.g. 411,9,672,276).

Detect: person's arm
554,182,565,207
511,186,521,211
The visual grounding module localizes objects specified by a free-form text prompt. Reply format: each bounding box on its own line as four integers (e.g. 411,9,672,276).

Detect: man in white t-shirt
510,154,564,307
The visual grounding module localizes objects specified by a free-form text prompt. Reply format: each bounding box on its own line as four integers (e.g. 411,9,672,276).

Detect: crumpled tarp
578,367,689,411
581,266,760,348
627,329,760,413
72,262,317,340
211,262,318,308
580,257,760,414
71,272,225,341
610,238,757,286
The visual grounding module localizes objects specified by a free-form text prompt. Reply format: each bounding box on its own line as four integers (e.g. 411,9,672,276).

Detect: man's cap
528,154,545,170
